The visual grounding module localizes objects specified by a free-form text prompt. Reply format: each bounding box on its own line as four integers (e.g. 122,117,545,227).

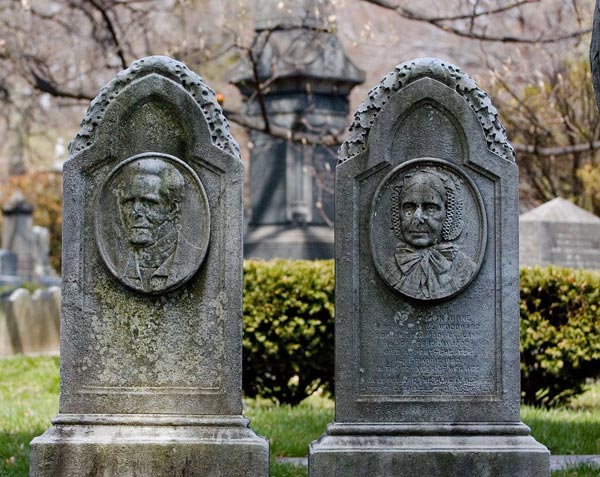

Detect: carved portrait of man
96,152,210,294
384,168,476,300
112,157,191,293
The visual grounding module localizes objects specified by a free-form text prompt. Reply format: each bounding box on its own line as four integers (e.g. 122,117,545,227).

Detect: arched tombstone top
339,57,515,164
68,55,240,161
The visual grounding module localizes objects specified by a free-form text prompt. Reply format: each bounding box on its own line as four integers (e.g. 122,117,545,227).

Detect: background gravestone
29,56,268,476
0,287,60,356
520,197,600,269
0,250,17,276
309,58,549,476
232,0,364,259
2,191,35,279
1,191,57,283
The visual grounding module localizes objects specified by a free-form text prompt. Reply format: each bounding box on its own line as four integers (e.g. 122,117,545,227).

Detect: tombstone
233,0,364,259
29,56,269,476
2,191,35,279
1,192,57,281
520,197,600,269
309,58,550,476
0,286,60,356
0,250,17,276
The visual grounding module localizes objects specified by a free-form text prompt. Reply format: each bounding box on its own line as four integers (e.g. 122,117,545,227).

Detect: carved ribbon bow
395,243,457,299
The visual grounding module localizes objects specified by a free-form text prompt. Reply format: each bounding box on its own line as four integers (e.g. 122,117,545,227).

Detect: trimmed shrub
520,266,600,408
243,259,334,405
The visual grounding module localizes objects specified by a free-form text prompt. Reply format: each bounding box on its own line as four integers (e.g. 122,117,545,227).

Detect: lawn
1,356,599,477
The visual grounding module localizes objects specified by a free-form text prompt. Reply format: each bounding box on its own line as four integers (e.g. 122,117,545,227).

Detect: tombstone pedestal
310,423,549,476
31,416,267,476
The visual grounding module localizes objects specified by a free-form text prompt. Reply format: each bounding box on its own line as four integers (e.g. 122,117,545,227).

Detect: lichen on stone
339,58,515,164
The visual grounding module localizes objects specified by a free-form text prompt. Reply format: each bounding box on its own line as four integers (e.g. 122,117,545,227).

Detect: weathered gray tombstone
309,58,550,476
520,197,600,269
0,249,17,276
0,287,60,355
1,192,56,281
2,191,36,279
29,56,268,476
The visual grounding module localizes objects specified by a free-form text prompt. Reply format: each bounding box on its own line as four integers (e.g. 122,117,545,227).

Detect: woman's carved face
399,179,446,248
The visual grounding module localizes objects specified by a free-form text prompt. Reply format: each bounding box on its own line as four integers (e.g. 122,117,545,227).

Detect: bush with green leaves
520,266,600,408
243,259,334,406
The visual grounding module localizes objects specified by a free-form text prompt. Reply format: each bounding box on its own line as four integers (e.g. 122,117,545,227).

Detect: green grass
523,405,600,455
0,356,59,477
552,465,600,477
1,356,599,477
269,461,308,477
245,394,333,458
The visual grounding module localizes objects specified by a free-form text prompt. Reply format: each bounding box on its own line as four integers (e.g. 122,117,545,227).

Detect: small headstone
0,250,17,276
29,56,268,476
309,58,549,476
520,197,600,269
2,191,35,279
0,287,60,355
1,192,56,281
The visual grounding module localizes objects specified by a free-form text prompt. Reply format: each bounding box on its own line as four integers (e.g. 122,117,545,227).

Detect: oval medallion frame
370,157,487,301
95,152,210,294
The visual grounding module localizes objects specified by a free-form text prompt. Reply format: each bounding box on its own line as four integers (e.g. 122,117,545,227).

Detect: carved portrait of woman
371,159,486,301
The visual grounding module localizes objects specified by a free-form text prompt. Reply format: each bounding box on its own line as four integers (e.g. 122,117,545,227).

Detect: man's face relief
399,181,446,248
119,172,176,247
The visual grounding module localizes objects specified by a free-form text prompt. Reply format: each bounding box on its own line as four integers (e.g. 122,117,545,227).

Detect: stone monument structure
309,58,550,476
29,56,268,476
520,197,600,269
233,0,364,259
1,191,56,282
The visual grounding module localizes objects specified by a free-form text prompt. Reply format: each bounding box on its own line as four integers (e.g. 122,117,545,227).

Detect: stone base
30,414,269,477
244,225,334,260
309,423,550,477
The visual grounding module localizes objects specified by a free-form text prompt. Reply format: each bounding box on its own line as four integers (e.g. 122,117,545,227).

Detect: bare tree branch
514,141,600,156
360,0,590,44
87,0,128,69
223,109,342,147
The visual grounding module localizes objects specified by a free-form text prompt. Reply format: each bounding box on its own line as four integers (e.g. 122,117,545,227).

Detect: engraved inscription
362,310,496,397
371,158,486,301
96,152,210,294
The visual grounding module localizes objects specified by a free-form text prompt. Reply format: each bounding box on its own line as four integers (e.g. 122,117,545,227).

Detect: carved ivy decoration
339,58,515,164
69,55,240,160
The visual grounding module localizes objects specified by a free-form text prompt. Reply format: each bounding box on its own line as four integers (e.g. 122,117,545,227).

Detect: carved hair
391,168,464,242
115,157,185,207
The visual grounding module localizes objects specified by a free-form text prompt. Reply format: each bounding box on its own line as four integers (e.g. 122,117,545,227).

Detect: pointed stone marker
309,58,550,476
29,56,268,476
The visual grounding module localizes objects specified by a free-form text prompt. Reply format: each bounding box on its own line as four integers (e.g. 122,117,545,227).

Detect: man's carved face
118,172,176,247
399,180,446,248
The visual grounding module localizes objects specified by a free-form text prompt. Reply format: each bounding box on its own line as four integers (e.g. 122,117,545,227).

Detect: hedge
243,259,335,406
520,266,600,407
243,261,600,407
